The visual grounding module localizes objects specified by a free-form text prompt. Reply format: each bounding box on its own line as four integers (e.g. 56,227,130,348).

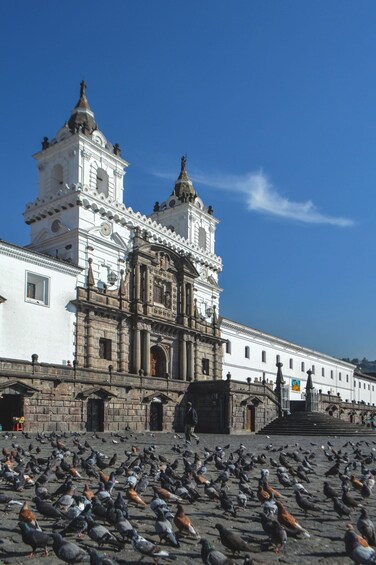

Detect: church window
185,284,192,315
364,383,366,389
339,372,342,381
322,368,325,377
99,338,112,360
198,227,207,250
25,272,50,306
301,362,305,372
226,341,232,354
245,346,250,359
96,168,109,196
262,351,266,363
153,281,164,304
289,358,293,369
331,370,334,379
51,164,64,193
202,358,210,375
346,374,349,382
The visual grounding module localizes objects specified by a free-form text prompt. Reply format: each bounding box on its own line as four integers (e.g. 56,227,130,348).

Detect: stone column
145,267,150,301
213,342,222,380
180,282,186,317
194,337,200,381
134,265,140,301
86,311,95,368
119,321,127,372
133,327,141,374
142,330,150,376
179,337,187,381
187,341,194,381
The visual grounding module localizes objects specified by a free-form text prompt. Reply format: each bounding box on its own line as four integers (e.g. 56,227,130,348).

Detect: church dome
67,81,97,135
172,156,197,202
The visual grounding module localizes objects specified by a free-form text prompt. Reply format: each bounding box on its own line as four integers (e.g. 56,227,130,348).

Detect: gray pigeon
215,524,253,556
154,507,180,547
357,508,376,546
52,533,88,563
199,538,236,565
130,529,169,562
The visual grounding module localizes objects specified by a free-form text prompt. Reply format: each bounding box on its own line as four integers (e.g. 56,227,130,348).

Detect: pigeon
344,524,376,564
154,507,180,547
275,501,310,537
342,487,363,509
19,500,41,530
260,513,287,552
125,485,147,507
130,529,169,564
333,497,352,518
199,538,236,564
174,503,198,537
323,481,338,499
113,509,133,541
294,490,321,515
35,496,67,519
215,524,253,555
18,521,53,557
87,547,118,565
86,515,122,549
357,508,376,546
219,489,237,517
52,532,88,563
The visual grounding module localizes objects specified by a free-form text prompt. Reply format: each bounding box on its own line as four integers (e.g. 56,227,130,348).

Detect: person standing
184,401,199,444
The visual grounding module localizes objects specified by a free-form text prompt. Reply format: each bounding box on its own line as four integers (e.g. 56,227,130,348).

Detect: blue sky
1,0,375,359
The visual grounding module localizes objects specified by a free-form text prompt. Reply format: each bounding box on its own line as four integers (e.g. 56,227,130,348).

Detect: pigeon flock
0,431,376,564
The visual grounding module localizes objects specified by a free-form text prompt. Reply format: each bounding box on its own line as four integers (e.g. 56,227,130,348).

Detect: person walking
184,401,199,445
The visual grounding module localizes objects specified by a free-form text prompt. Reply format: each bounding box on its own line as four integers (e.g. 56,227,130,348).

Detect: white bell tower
24,82,129,268
150,157,221,322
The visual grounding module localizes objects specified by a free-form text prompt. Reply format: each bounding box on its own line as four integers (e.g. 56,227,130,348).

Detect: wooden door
246,405,254,432
87,399,104,432
150,402,163,431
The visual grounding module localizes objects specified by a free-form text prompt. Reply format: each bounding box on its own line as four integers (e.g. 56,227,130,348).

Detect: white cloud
191,170,354,227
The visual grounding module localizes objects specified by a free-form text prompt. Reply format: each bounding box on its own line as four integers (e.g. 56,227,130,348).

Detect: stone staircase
257,411,376,436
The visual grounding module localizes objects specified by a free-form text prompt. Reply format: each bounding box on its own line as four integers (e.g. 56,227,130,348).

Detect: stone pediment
76,386,117,400
240,395,263,406
142,392,176,404
0,380,40,397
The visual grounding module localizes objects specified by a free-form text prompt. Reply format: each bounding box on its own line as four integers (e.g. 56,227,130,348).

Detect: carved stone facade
73,228,223,384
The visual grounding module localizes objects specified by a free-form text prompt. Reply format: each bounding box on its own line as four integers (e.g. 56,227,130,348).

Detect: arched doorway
150,399,163,431
150,346,166,377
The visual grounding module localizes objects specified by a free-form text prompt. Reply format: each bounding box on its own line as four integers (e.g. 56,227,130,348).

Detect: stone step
257,411,376,436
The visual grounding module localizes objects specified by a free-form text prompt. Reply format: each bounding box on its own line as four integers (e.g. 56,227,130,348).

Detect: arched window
198,227,207,249
301,361,305,372
245,346,250,359
289,358,293,369
96,167,109,196
262,351,266,363
226,341,231,354
51,164,63,193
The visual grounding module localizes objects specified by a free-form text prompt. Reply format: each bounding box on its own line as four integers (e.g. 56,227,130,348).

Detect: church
0,82,374,434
